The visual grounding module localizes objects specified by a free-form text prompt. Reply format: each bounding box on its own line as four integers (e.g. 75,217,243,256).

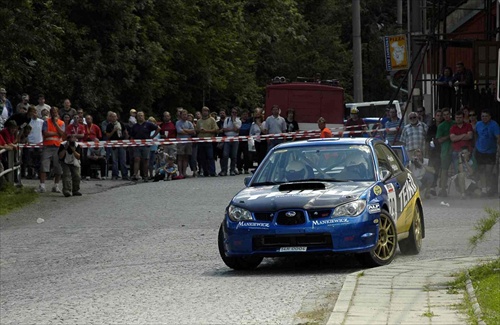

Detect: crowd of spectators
0,92,307,194
0,87,499,199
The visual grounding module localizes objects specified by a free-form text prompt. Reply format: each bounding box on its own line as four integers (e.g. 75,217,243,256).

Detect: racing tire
218,224,263,270
357,210,397,267
398,203,423,255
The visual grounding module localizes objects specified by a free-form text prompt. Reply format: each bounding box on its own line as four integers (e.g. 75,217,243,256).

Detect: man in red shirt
450,109,473,175
0,132,16,185
0,120,18,145
83,114,102,141
66,114,86,140
160,111,177,160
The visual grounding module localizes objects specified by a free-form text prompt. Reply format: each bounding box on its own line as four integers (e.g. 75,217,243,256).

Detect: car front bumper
222,213,380,257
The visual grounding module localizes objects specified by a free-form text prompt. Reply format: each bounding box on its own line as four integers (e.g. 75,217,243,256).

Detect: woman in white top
249,107,267,167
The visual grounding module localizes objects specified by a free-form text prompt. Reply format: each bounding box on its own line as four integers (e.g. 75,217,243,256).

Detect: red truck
265,78,345,131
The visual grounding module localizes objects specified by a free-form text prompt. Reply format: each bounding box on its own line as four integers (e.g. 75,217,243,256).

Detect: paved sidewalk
327,256,496,325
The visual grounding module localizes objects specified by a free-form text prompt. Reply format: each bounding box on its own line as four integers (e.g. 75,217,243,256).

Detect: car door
374,143,407,222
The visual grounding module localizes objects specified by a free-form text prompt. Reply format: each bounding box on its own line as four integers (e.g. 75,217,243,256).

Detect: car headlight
227,205,253,222
333,200,366,217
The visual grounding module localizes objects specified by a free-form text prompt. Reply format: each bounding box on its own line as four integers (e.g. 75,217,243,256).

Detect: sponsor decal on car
236,221,270,229
243,190,318,201
368,203,381,214
385,183,397,218
312,218,349,226
373,185,382,196
399,174,417,209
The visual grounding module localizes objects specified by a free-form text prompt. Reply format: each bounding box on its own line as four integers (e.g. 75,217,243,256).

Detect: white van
345,100,403,120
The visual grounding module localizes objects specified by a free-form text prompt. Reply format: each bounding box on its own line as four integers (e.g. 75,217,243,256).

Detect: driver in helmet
285,160,307,181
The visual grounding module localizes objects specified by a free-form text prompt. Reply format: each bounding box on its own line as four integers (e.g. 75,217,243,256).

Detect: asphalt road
0,176,498,325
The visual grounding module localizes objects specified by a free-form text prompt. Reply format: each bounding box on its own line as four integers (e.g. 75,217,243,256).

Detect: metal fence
0,147,21,184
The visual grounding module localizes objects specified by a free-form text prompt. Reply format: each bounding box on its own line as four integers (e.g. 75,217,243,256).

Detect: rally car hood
232,181,372,212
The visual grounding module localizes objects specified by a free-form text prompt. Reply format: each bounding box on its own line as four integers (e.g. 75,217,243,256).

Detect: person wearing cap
129,109,137,126
317,117,332,138
0,87,14,123
16,93,30,114
35,94,51,119
344,107,368,137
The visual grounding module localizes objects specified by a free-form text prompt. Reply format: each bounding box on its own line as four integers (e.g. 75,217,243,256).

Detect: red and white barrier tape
18,126,401,148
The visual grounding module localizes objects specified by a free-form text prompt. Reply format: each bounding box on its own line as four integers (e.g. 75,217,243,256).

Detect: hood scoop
279,182,326,192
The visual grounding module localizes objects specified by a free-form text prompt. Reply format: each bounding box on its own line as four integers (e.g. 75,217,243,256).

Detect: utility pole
353,0,363,102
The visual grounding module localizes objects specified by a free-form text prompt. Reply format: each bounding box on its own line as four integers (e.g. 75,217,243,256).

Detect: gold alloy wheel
374,214,397,261
413,206,423,250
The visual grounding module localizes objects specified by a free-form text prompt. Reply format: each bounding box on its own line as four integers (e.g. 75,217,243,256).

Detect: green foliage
469,207,500,250
449,259,500,325
0,183,38,216
0,0,403,120
469,258,500,324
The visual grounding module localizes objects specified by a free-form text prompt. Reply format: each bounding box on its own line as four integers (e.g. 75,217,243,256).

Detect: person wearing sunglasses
468,110,477,131
400,112,428,158
416,107,432,126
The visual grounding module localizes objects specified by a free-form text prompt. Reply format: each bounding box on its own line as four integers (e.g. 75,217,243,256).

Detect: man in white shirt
35,94,51,118
264,104,286,151
26,107,44,179
220,107,242,176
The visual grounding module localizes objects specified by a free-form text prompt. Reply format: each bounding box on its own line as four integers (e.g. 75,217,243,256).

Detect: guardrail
0,147,21,184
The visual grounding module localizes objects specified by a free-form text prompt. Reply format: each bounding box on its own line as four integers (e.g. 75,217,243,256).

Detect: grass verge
0,183,38,216
449,258,500,325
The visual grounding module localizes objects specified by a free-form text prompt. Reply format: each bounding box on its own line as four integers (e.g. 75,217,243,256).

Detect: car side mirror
244,176,252,186
379,167,391,181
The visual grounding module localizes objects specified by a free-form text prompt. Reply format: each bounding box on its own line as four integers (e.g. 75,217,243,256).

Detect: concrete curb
465,271,487,325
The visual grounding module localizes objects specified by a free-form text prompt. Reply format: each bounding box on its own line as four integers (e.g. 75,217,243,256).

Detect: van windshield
345,101,401,119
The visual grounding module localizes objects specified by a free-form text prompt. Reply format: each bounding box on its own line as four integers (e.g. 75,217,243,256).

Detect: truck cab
265,77,345,131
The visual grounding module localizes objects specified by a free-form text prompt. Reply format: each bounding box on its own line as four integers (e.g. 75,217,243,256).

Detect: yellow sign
384,35,408,71
373,185,382,196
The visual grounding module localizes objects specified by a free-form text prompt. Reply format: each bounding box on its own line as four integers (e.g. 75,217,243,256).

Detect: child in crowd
165,156,179,180
454,147,480,197
128,109,137,126
153,155,178,181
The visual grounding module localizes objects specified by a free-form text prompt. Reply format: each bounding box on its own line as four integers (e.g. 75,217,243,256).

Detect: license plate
279,246,307,252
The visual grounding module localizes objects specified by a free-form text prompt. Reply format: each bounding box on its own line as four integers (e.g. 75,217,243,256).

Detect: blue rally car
218,138,425,270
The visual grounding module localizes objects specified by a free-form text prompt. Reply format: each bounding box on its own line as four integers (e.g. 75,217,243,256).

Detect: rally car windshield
252,144,376,185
